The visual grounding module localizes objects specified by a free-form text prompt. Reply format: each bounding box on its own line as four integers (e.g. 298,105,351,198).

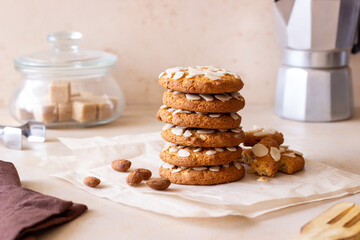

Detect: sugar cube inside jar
10,31,125,128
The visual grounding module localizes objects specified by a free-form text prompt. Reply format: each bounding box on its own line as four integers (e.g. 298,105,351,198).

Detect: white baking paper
39,132,360,218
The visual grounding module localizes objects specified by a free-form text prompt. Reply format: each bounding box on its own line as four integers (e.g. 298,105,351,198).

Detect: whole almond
146,178,171,190
83,176,101,188
131,168,152,180
126,172,143,186
111,159,132,172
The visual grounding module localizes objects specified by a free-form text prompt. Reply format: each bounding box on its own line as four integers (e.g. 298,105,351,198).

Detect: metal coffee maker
273,0,360,121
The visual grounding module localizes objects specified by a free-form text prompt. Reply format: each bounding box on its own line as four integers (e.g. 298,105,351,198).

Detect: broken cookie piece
241,138,305,177
243,137,281,178
278,149,305,174
244,125,284,146
241,148,254,165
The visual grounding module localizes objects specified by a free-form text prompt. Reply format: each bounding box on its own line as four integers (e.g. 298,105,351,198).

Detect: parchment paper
39,132,360,218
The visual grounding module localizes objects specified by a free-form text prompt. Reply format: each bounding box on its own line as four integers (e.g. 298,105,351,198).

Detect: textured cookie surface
157,106,241,129
159,161,245,185
161,124,245,147
278,148,305,174
159,66,244,94
245,137,281,178
244,126,284,146
241,141,305,177
241,147,254,165
160,143,242,167
163,90,245,113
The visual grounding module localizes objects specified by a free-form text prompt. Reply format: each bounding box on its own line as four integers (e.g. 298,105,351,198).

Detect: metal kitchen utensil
299,202,360,239
0,121,46,150
273,0,360,121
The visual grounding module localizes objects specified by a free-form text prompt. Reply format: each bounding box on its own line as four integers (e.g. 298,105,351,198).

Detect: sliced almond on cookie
171,128,183,136
270,147,281,161
253,143,268,157
178,149,190,157
183,130,192,137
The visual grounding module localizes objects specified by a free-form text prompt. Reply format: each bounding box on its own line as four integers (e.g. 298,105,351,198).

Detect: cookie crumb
257,176,269,182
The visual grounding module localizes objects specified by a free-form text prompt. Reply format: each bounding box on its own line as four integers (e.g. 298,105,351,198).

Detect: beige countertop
1,104,360,240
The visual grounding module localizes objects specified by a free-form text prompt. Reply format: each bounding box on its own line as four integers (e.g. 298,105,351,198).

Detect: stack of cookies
156,66,246,185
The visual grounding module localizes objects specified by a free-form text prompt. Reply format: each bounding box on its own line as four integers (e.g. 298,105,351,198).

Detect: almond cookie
242,145,305,176
161,143,242,167
159,66,244,94
161,124,245,147
245,137,281,178
244,126,284,146
159,160,245,185
163,90,245,113
157,106,241,129
241,147,254,165
278,147,305,174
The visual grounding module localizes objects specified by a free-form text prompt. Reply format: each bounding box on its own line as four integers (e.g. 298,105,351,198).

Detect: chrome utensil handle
0,127,23,150
0,121,46,149
21,121,46,143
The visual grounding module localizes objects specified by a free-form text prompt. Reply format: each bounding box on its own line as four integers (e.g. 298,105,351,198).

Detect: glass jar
10,31,125,128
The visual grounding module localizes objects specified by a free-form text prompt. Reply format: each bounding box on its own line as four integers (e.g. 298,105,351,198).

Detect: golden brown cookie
241,147,254,165
163,90,245,113
161,143,242,167
241,141,305,177
161,124,245,147
156,106,241,129
245,137,281,178
244,126,284,146
159,66,244,94
159,160,245,185
278,148,305,174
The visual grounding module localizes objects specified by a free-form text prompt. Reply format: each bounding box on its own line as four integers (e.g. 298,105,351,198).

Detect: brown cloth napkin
0,160,87,240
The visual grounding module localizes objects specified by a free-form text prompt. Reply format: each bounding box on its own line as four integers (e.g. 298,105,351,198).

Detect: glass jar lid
14,32,117,78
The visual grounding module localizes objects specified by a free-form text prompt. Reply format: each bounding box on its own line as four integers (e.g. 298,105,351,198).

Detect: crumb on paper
257,177,269,182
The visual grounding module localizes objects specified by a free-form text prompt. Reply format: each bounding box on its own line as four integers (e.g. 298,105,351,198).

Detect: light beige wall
0,0,359,107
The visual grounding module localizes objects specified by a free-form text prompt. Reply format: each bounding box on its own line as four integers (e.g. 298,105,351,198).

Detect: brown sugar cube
16,107,34,120
78,94,115,120
71,92,81,97
72,98,97,123
80,92,96,98
49,81,71,103
57,102,72,122
97,100,113,120
33,103,57,123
